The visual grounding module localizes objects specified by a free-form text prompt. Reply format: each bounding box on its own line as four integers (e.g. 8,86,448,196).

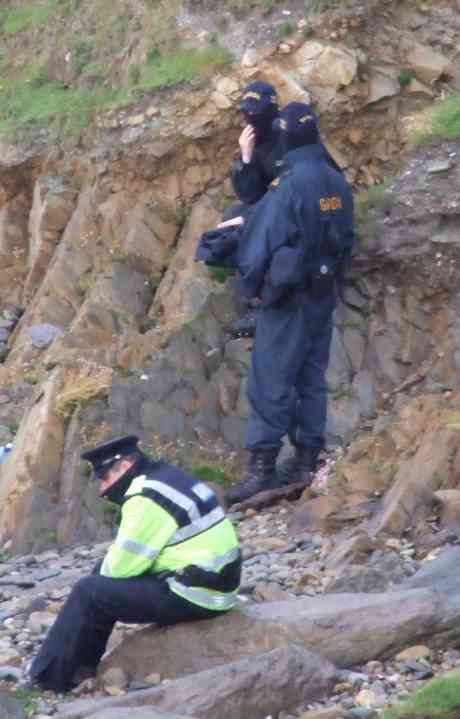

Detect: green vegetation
398,68,414,87
0,0,60,35
382,673,460,719
0,43,230,138
279,21,294,37
72,39,94,75
139,46,231,92
191,465,233,485
208,266,237,284
12,687,41,716
410,93,460,145
0,76,124,137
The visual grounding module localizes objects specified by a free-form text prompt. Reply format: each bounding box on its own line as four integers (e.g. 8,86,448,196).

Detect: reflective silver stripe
167,506,225,545
192,482,215,502
115,535,159,561
100,556,111,576
197,546,240,572
142,479,201,524
167,578,237,610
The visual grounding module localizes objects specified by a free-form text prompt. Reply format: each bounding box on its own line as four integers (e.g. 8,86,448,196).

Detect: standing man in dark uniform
226,103,355,505
28,436,241,692
226,80,283,337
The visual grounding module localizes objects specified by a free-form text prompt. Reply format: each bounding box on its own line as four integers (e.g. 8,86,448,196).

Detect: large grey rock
56,645,337,719
98,579,460,683
80,713,192,719
26,323,62,349
0,692,26,719
402,546,460,594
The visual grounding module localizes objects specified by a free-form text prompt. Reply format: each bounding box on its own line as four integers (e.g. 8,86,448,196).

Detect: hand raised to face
239,124,256,164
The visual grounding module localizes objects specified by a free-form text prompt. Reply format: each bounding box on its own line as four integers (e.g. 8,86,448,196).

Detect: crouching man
29,435,241,692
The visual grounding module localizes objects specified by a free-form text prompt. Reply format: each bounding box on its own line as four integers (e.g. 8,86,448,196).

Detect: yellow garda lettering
319,196,342,212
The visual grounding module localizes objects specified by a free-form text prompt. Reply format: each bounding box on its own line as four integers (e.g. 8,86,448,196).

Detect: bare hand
239,125,256,164
216,216,245,229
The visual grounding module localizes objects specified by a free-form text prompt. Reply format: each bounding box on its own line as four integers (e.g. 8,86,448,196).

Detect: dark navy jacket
237,144,354,307
231,132,284,206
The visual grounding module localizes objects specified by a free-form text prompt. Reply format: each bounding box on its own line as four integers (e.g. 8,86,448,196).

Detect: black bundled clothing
30,574,215,692
194,225,243,269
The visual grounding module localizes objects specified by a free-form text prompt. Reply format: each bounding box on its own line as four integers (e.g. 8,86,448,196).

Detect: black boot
225,448,279,505
277,446,318,487
230,308,260,338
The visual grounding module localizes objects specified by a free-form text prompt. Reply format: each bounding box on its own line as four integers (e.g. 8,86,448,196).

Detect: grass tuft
191,465,233,485
55,364,113,420
382,672,460,719
139,46,231,91
409,93,460,145
0,0,60,34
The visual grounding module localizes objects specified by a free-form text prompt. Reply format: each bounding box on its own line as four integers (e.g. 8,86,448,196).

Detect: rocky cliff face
1,0,460,552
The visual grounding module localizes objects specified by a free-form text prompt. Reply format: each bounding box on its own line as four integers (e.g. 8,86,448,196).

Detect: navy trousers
30,573,215,692
246,291,335,452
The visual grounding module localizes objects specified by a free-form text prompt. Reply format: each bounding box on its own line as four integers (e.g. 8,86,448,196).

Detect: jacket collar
283,144,324,168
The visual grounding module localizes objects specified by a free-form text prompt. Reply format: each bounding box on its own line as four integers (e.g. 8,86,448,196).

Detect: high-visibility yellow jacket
100,460,241,612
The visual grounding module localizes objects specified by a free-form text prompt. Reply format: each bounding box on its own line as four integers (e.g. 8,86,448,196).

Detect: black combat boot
225,448,279,505
277,446,319,487
230,308,260,338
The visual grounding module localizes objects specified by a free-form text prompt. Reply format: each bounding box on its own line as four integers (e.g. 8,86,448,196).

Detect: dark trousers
246,291,335,452
30,573,216,692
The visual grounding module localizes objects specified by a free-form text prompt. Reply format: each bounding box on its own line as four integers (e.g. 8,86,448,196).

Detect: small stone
144,672,161,685
299,706,343,719
27,612,56,635
279,43,292,54
344,709,378,719
126,114,146,127
333,682,353,693
395,645,431,662
355,690,379,708
0,665,22,681
427,160,452,174
241,48,259,67
101,666,128,690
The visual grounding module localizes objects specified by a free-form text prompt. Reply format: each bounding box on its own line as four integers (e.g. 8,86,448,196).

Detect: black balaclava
244,105,279,143
101,451,146,506
275,101,320,155
240,81,279,144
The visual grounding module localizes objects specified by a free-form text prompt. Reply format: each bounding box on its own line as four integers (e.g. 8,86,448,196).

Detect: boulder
99,563,460,682
0,692,25,719
0,370,65,553
23,176,78,302
152,195,220,326
57,645,337,719
405,41,451,85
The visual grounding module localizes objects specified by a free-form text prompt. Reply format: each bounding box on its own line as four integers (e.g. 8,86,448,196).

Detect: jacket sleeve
231,157,270,205
237,179,297,300
100,495,178,578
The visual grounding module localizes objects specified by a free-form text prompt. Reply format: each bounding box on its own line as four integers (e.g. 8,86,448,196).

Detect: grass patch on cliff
409,92,460,144
382,673,460,719
0,81,117,135
0,0,60,35
55,365,113,420
139,45,231,91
